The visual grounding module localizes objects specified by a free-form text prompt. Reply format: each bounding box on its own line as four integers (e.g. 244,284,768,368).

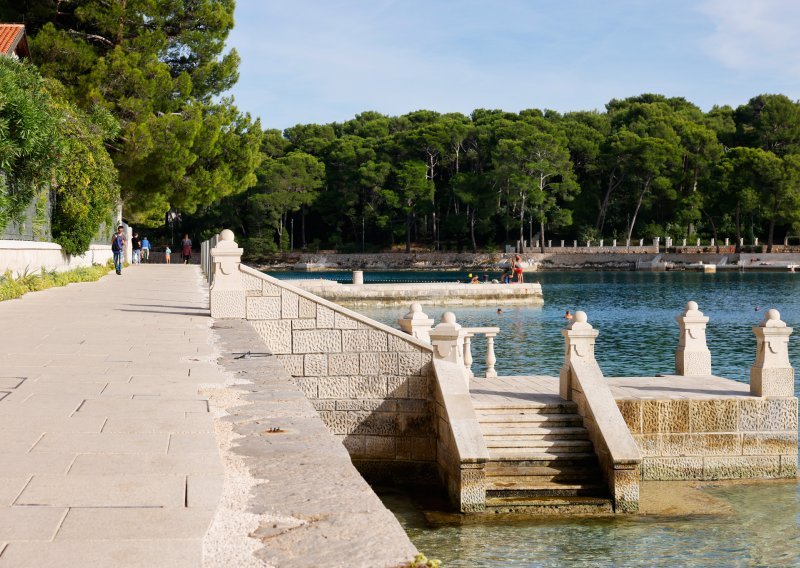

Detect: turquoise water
271,271,800,566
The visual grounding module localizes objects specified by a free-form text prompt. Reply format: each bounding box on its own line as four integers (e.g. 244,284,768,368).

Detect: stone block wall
238,265,438,478
617,397,798,480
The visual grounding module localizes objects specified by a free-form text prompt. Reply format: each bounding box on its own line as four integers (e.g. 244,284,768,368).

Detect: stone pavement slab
16,474,187,508
0,540,202,567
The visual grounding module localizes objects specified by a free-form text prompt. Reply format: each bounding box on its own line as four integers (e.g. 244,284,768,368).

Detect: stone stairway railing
559,311,642,513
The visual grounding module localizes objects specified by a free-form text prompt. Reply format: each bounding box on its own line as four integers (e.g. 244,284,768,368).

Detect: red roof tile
0,24,25,56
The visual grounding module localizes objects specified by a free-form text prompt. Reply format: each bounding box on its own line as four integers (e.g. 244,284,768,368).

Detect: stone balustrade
399,306,500,382
559,311,642,513
463,327,499,380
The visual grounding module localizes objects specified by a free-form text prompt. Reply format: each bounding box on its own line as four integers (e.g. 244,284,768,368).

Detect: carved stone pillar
429,312,466,371
560,311,599,400
750,309,794,397
209,229,245,319
398,303,434,343
675,301,711,376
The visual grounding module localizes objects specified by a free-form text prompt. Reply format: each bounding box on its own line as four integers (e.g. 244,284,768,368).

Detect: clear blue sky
225,0,800,131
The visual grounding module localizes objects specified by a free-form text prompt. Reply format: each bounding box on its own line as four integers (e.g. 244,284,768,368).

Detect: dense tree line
192,94,800,256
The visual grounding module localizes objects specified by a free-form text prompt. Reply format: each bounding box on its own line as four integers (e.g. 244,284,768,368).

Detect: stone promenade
0,264,417,567
0,265,226,566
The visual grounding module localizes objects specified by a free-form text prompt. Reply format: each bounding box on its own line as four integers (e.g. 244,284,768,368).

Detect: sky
225,0,800,131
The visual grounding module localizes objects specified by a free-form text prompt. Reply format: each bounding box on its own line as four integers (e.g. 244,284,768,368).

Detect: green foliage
0,57,119,253
23,0,261,223
0,57,61,231
402,553,442,568
0,263,113,302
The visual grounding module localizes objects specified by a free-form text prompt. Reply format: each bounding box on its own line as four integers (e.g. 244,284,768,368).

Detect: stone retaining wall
237,265,439,481
0,240,113,274
617,397,798,480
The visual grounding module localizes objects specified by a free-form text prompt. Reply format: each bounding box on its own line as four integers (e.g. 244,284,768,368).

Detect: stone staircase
476,400,614,515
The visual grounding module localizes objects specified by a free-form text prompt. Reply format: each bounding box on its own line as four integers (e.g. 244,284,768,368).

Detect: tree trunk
625,180,650,245
734,202,741,253
470,206,477,252
702,208,718,244
767,218,775,253
301,206,307,249
518,194,526,248
406,211,412,253
596,169,623,233
539,214,546,254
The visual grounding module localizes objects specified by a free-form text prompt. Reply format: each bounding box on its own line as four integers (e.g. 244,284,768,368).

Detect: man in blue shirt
111,225,125,275
141,236,151,263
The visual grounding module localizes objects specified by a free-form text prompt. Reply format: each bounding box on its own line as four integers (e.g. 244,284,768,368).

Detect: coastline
253,251,800,273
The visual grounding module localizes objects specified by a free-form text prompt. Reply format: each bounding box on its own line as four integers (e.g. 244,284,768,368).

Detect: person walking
141,236,151,262
111,225,125,275
180,234,192,264
165,245,171,264
131,232,142,264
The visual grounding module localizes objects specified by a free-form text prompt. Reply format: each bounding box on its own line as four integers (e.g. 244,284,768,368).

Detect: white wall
0,240,113,275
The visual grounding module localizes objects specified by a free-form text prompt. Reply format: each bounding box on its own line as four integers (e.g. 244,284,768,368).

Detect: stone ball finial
687,301,698,311
220,229,235,242
575,311,588,323
759,308,787,328
441,312,456,324
411,302,422,313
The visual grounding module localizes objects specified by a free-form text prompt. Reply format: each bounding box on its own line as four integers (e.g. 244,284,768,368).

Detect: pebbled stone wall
238,265,438,479
617,397,798,480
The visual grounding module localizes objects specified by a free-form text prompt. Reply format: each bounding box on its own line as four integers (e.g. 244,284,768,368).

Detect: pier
285,277,543,306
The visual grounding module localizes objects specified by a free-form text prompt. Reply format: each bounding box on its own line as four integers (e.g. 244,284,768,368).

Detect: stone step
480,421,584,435
490,445,595,459
482,427,590,441
474,402,578,415
476,413,583,425
485,451,599,465
485,495,614,515
486,482,608,497
485,439,593,451
484,463,602,478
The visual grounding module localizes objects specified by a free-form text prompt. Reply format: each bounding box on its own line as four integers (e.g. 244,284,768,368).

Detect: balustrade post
484,332,498,378
560,311,599,400
750,309,794,397
209,229,245,318
674,301,711,376
463,332,474,378
429,312,467,383
398,303,435,343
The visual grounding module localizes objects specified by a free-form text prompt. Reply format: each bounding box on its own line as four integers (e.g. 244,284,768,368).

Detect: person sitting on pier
470,274,480,284
501,269,511,284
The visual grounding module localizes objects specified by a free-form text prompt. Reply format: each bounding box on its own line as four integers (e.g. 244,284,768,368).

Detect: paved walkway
0,265,226,566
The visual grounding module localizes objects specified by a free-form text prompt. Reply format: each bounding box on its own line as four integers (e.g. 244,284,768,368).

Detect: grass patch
0,262,114,302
